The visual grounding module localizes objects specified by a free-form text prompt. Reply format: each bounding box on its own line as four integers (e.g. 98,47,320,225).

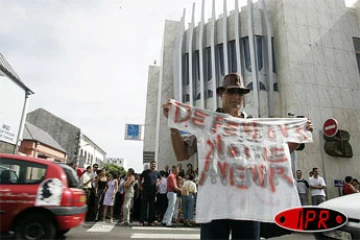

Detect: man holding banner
162,73,313,239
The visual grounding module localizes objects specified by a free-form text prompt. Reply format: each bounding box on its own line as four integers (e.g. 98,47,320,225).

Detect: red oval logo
274,207,348,233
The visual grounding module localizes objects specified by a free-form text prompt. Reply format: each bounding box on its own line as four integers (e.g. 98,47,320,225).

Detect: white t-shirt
91,172,97,188
183,180,197,193
309,176,326,196
81,172,92,189
158,177,167,194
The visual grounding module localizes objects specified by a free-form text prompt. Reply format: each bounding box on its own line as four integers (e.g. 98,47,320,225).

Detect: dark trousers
114,192,124,219
88,188,96,220
83,188,95,221
157,193,168,221
140,190,156,223
95,190,105,220
200,219,260,240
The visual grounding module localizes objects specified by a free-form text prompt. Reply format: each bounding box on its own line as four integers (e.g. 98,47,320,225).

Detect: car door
0,157,47,233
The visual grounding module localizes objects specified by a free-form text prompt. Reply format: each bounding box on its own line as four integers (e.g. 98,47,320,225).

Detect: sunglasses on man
226,88,245,96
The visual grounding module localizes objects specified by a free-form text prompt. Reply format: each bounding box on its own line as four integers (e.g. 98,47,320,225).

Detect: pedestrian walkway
82,221,315,239
130,225,200,239
86,220,119,232
85,221,200,239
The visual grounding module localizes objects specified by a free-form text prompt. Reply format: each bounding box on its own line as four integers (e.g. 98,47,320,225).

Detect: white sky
0,0,249,172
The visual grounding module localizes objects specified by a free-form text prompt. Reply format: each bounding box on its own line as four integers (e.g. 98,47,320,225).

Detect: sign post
323,118,338,137
124,124,143,141
334,179,344,196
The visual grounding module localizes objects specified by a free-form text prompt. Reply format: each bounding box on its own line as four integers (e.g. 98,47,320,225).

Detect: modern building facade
144,0,360,199
78,134,107,168
0,53,33,154
26,108,106,167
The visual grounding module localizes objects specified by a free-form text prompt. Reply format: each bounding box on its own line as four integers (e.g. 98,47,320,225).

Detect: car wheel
15,214,56,240
56,229,70,236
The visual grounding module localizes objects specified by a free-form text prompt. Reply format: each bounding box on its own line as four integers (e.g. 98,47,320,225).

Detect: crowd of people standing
295,167,359,206
70,161,199,226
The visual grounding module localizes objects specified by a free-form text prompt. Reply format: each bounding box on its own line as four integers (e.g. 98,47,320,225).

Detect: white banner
0,75,25,145
168,99,313,223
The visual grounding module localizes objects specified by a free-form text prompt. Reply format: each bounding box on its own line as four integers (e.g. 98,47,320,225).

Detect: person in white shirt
81,166,93,191
182,173,197,227
80,166,95,221
157,170,168,222
309,167,326,205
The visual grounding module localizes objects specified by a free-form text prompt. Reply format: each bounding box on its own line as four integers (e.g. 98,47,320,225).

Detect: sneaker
161,222,166,226
139,222,144,226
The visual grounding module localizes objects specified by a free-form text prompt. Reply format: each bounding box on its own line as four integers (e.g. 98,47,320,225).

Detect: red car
0,154,87,239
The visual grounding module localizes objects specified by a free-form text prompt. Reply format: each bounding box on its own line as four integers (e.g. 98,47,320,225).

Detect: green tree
102,163,126,178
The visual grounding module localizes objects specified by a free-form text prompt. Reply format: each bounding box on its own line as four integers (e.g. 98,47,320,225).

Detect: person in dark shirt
296,170,310,205
139,160,161,226
178,163,185,178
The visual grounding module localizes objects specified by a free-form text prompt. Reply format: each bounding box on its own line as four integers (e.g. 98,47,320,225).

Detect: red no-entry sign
323,118,338,137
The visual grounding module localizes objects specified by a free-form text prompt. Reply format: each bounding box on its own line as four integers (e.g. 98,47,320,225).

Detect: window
271,38,276,73
194,50,200,81
353,37,360,73
242,36,264,72
229,40,237,73
194,50,200,101
59,164,79,188
206,47,212,81
256,36,263,71
183,53,189,86
243,37,251,72
218,43,225,76
185,94,190,102
80,149,83,156
246,82,266,91
182,53,190,103
207,90,213,98
274,83,278,91
0,158,47,184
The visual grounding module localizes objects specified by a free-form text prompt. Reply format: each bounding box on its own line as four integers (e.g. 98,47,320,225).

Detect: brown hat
216,73,250,95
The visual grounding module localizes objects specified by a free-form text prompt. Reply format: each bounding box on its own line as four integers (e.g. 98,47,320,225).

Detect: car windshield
60,164,80,188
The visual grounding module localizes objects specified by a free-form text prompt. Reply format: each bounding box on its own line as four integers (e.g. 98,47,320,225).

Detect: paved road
62,221,316,240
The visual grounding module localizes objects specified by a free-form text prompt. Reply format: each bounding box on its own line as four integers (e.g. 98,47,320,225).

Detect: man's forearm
174,185,182,192
288,142,299,153
170,128,189,161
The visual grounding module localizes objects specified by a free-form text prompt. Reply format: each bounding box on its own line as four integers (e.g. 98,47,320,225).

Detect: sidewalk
268,233,315,239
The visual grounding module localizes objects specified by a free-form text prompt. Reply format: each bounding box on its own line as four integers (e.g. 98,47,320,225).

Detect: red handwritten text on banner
168,100,313,223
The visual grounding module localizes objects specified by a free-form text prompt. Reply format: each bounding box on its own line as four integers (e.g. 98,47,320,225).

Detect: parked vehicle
76,167,85,179
0,153,87,239
315,193,360,240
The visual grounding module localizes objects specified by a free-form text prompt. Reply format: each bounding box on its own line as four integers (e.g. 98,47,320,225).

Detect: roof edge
0,66,34,94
